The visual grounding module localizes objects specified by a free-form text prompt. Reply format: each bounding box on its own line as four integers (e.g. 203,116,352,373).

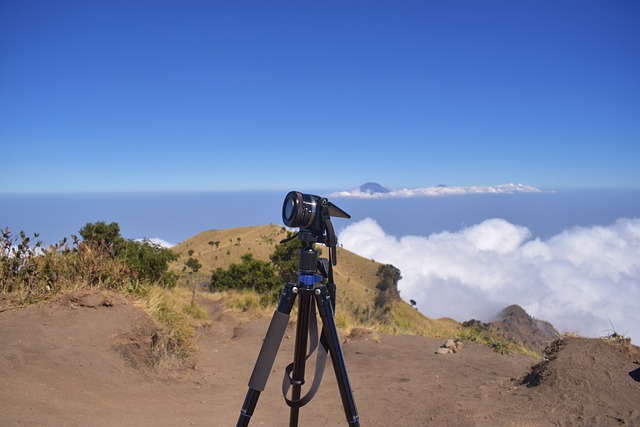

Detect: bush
118,239,178,287
1,228,43,296
79,221,178,287
1,222,178,303
210,253,280,294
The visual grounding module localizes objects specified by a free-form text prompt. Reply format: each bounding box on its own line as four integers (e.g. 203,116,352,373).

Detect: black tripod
236,192,360,427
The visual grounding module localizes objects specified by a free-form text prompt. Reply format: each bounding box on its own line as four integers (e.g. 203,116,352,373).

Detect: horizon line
2,184,640,197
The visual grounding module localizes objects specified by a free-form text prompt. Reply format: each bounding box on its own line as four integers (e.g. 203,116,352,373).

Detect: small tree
185,257,201,273
183,252,202,306
79,221,122,253
374,264,402,318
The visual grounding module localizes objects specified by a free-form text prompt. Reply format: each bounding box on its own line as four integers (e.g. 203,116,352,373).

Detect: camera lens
282,191,317,228
283,196,296,222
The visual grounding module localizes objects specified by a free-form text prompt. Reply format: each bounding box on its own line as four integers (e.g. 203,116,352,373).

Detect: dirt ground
1,291,639,426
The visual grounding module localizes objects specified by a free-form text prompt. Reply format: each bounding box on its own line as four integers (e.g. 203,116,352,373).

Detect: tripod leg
288,290,314,426
236,283,296,427
315,285,361,426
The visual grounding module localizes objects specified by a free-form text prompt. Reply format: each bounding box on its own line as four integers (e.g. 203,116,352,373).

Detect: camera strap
282,302,328,408
279,231,299,245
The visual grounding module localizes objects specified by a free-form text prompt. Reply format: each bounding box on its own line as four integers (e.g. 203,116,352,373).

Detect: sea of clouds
338,216,640,342
332,183,542,198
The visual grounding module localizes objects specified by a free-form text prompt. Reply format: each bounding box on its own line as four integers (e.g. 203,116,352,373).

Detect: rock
436,339,464,355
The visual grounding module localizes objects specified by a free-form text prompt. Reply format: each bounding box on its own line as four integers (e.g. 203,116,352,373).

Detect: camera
282,191,350,231
282,191,350,265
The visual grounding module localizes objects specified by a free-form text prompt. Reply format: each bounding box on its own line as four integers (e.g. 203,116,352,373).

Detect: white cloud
338,217,640,342
135,237,174,248
332,183,542,198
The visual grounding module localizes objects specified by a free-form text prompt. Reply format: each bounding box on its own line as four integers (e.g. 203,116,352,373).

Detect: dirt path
1,291,638,426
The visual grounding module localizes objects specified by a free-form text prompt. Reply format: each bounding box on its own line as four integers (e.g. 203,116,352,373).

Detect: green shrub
210,253,279,293
118,239,178,287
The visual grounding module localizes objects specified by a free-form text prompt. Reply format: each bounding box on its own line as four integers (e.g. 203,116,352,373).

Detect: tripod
236,231,360,426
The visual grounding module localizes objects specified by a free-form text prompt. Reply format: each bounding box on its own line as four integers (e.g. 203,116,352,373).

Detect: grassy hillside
170,224,463,338
171,224,288,272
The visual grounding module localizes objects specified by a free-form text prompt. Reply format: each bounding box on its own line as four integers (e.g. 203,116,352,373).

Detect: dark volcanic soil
1,291,639,426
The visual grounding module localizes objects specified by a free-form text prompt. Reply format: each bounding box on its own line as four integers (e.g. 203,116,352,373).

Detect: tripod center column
299,245,318,276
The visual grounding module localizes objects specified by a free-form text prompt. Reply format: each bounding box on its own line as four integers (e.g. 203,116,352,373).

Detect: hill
170,224,287,273
170,224,461,337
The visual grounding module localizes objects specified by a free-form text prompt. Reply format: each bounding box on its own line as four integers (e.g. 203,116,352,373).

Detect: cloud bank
332,183,542,198
135,237,174,248
338,217,640,342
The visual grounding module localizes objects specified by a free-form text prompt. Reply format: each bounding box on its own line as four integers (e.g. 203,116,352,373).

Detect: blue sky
1,0,639,194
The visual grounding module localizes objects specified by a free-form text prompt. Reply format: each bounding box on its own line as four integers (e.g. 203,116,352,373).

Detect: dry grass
224,289,278,318
139,285,215,366
170,224,288,274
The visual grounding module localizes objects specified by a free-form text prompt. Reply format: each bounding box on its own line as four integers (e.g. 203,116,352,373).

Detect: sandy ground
1,291,639,426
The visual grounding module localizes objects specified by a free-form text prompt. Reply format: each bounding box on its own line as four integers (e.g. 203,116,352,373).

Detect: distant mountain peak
492,304,558,353
358,182,390,194
498,304,529,319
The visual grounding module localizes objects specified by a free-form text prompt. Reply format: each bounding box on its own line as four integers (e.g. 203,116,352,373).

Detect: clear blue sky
1,0,638,194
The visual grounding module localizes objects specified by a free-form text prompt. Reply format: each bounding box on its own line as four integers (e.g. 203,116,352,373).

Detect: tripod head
281,191,350,266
